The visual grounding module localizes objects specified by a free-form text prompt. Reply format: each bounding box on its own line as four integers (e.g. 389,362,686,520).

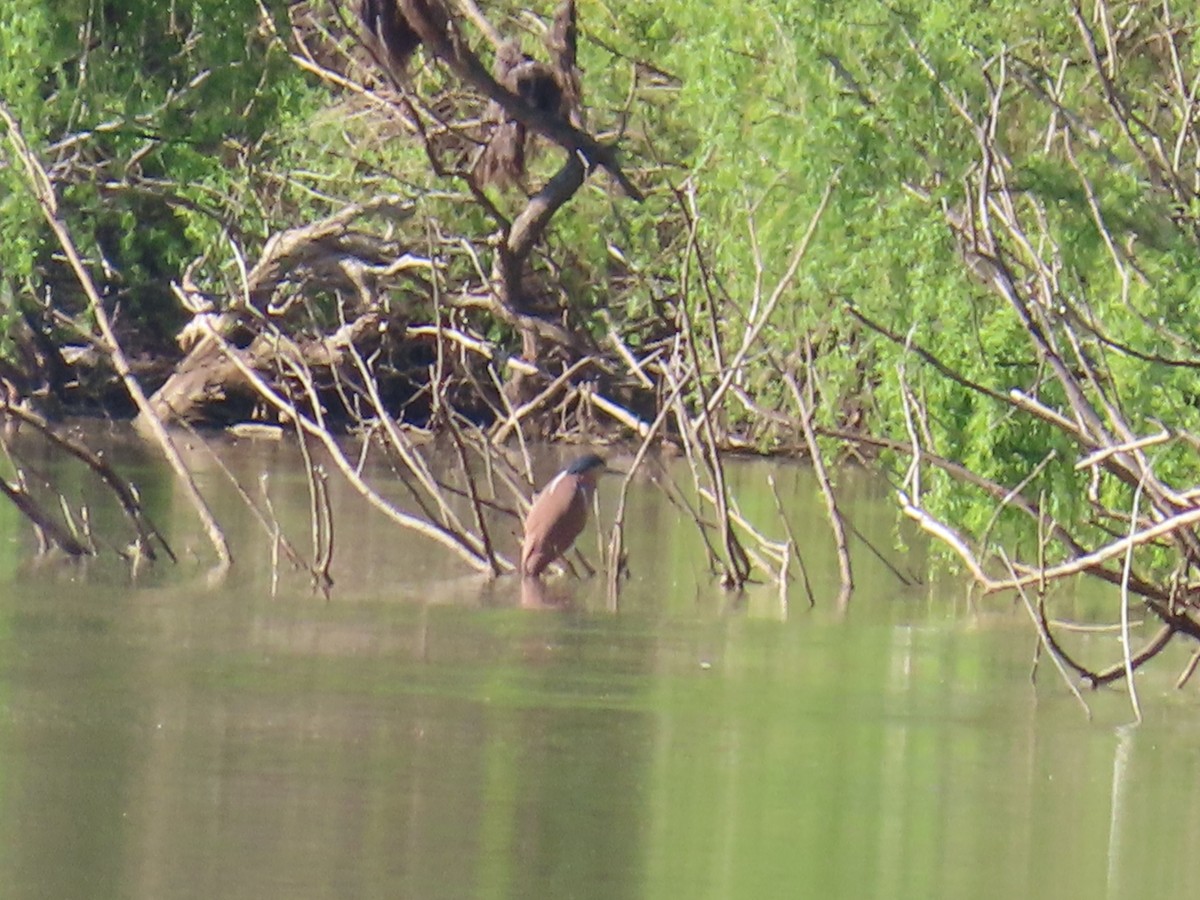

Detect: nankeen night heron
520,453,607,578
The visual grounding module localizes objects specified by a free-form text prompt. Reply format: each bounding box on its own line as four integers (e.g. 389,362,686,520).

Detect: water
2,426,1200,899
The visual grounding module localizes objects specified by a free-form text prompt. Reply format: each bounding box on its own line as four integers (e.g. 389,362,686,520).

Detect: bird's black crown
566,453,606,475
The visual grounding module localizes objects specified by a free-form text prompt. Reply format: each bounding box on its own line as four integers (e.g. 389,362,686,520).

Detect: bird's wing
521,474,587,574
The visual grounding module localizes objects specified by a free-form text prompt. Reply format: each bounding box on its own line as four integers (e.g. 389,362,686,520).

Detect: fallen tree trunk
141,310,391,427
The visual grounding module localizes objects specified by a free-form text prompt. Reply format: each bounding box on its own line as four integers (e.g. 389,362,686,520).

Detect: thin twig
787,363,853,605
769,472,816,607
1000,549,1092,718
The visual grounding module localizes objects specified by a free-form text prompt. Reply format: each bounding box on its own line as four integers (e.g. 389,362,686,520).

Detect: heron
521,453,607,578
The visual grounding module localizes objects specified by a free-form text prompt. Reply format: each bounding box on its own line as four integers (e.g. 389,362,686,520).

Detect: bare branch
0,102,230,567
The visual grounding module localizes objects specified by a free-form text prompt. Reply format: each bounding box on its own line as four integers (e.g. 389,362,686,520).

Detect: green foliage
0,0,312,352
579,0,1200,570
0,5,53,291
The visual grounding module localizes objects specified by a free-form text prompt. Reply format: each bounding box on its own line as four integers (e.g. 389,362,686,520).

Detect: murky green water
2,428,1200,899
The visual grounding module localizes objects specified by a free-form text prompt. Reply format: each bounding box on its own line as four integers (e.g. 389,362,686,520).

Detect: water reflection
1,432,1200,899
518,576,573,610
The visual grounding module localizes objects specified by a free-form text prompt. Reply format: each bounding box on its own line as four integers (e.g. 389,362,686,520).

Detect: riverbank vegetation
4,1,1200,703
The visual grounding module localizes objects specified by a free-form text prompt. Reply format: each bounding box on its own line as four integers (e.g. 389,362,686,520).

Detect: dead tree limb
391,0,643,200
197,318,512,573
0,400,174,561
0,476,91,556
